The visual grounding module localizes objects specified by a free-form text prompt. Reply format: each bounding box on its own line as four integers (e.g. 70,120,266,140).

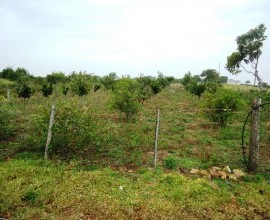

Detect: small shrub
16,80,33,100
202,89,244,127
164,156,178,169
110,78,141,122
21,190,38,204
70,72,92,98
41,83,53,97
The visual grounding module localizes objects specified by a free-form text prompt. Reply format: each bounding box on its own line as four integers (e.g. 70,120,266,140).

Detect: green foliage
220,76,228,84
111,78,141,122
150,79,162,95
181,72,192,90
0,104,15,140
181,72,206,99
0,67,32,82
21,190,38,204
202,89,244,127
61,84,69,96
164,156,178,169
136,75,154,101
41,83,53,97
19,102,99,160
70,72,92,97
101,72,117,91
46,72,67,84
205,81,221,94
200,69,220,82
93,83,101,92
16,79,33,100
49,103,99,159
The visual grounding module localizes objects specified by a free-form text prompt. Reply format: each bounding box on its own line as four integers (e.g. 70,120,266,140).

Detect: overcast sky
0,0,269,83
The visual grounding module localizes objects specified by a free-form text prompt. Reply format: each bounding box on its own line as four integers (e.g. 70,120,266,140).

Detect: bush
202,89,244,127
41,83,53,97
19,102,99,160
110,78,141,122
164,156,178,169
101,72,117,91
16,80,33,100
70,73,92,97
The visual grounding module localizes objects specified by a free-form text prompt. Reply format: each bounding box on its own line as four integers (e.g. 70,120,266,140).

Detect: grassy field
1,83,270,219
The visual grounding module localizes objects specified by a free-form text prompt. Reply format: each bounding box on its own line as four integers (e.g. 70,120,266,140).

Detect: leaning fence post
7,89,10,99
248,97,261,172
44,104,56,160
154,109,160,168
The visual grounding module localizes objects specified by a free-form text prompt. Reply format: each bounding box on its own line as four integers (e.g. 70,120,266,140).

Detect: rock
209,167,220,178
228,174,238,181
218,170,227,179
223,165,231,173
190,168,200,174
211,166,221,171
233,169,245,177
128,169,134,173
199,170,211,179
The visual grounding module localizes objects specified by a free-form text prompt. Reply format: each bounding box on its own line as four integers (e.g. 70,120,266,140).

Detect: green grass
1,83,270,218
1,159,270,219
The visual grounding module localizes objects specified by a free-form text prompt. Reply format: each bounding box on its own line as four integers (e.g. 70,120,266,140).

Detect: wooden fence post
248,98,261,172
154,109,160,168
7,89,10,99
44,104,56,160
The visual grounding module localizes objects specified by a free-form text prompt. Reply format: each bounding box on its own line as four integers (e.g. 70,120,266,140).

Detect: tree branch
240,64,255,75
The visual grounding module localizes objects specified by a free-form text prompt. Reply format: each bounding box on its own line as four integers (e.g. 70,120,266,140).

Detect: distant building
227,79,241,85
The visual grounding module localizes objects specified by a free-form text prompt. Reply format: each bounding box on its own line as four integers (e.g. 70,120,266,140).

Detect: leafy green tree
16,79,33,100
245,80,251,84
101,72,117,91
111,78,141,122
200,69,220,82
137,75,154,102
0,67,31,81
70,73,91,98
219,76,228,84
181,72,192,90
150,79,162,95
41,83,53,97
189,82,206,100
157,71,169,88
202,89,243,127
226,24,267,86
46,72,67,84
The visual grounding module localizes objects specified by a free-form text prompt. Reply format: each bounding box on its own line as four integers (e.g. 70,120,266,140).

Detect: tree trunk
248,98,261,172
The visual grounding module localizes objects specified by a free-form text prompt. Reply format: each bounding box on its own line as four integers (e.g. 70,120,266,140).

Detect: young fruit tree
70,73,91,98
110,78,141,122
226,24,267,86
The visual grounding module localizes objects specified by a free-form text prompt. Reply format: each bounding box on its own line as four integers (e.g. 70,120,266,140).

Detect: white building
227,79,241,85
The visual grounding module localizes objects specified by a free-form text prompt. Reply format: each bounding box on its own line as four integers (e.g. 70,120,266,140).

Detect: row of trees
181,69,243,127
0,68,173,121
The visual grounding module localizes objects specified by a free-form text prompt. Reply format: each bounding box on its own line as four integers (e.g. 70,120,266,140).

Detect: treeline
0,67,175,121
0,67,174,96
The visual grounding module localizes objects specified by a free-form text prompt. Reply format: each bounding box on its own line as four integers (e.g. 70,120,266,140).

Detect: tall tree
200,69,220,82
226,24,267,86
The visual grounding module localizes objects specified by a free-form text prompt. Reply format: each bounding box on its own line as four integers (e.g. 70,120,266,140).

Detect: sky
0,0,269,83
